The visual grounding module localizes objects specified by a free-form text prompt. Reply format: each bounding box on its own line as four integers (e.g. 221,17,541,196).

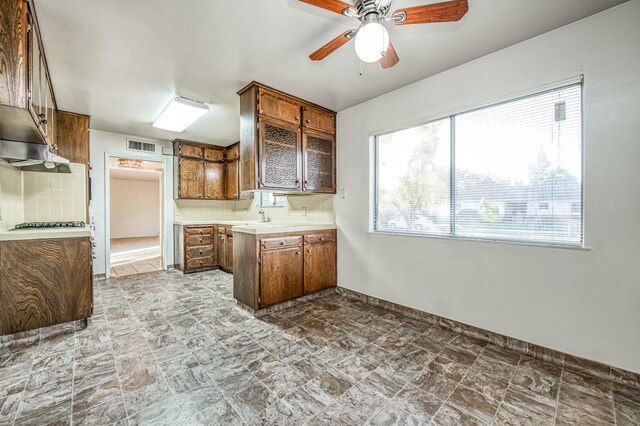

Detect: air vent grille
127,139,156,153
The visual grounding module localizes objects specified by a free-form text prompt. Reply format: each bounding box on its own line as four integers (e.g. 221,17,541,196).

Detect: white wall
110,178,160,239
90,130,173,274
336,1,640,373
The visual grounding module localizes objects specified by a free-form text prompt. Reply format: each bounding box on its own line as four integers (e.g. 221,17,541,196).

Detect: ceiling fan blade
309,30,356,61
380,42,399,69
391,0,468,25
299,0,356,16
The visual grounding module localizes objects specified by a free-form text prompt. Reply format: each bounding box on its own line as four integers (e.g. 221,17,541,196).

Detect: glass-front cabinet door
302,129,335,193
258,117,301,191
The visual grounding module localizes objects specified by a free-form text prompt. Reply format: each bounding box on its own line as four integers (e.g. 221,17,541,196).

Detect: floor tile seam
120,280,191,424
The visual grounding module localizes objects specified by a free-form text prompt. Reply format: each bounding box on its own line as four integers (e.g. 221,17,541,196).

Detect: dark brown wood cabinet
55,111,90,164
0,0,58,149
0,237,93,335
174,140,251,201
233,229,337,309
238,82,336,194
175,223,234,273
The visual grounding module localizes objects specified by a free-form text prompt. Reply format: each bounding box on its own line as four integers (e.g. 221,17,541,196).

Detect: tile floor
0,270,638,425
110,257,163,277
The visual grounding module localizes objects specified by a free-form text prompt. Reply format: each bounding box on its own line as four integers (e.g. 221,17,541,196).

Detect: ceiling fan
302,0,469,68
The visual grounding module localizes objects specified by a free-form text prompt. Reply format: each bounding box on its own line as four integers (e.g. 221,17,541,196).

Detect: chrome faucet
258,209,267,223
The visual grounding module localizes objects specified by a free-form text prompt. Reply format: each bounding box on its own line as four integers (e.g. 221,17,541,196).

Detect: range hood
0,140,71,173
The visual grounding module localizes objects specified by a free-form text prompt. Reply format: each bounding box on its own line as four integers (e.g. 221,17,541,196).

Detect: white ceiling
35,0,626,146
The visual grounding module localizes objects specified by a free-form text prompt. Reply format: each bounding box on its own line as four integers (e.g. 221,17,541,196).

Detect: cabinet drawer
186,227,214,236
261,236,302,250
187,256,215,270
304,232,336,245
186,235,214,246
186,245,214,259
217,227,227,235
302,106,335,135
180,144,204,159
204,147,225,162
258,89,301,125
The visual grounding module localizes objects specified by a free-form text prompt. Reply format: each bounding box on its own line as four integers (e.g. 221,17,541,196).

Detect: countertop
173,220,260,226
0,226,92,241
173,220,337,235
231,223,337,235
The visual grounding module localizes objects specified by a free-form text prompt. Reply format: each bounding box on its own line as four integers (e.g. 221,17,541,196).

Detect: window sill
367,230,591,251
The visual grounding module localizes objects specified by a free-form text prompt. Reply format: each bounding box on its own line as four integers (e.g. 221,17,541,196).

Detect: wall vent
127,139,156,153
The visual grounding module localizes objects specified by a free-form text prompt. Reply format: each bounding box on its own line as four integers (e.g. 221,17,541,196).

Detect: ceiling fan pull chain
359,60,364,76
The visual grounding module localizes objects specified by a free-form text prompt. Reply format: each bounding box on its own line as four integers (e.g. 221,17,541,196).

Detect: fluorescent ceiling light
153,96,209,132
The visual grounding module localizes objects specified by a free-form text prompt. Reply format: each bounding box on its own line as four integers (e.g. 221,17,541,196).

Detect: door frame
104,153,165,277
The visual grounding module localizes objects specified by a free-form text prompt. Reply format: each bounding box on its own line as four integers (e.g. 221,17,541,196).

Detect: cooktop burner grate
13,221,86,230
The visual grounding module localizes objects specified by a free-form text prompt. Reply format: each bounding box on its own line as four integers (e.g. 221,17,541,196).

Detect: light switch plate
341,188,347,199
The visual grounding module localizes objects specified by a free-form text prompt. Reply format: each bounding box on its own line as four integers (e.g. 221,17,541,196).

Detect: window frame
370,80,585,249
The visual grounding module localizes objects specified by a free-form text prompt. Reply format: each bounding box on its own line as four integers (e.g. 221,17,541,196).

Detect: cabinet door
259,117,301,190
302,130,335,193
258,90,301,125
217,230,227,270
179,144,204,159
204,161,225,200
226,143,240,161
304,241,337,294
28,18,43,125
179,158,204,199
302,106,335,135
204,147,225,162
225,160,239,199
56,112,89,164
226,234,233,273
260,247,303,307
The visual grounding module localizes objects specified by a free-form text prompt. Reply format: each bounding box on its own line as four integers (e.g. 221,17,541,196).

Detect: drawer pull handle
280,241,285,245
306,249,311,253
319,237,324,241
296,251,300,255
199,250,203,254
199,239,203,243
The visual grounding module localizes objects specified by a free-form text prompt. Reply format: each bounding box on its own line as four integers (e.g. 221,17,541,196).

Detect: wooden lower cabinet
233,229,337,310
175,224,234,274
0,237,93,335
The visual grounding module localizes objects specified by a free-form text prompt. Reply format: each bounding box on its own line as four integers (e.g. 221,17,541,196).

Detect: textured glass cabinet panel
263,123,298,188
305,134,333,190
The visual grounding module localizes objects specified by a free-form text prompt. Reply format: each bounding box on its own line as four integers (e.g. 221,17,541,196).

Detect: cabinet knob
296,251,300,255
199,250,203,254
279,241,285,245
305,119,310,124
259,109,264,114
319,237,324,241
306,249,311,253
199,239,203,243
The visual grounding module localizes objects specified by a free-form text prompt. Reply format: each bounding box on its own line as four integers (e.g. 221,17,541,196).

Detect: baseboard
335,286,640,390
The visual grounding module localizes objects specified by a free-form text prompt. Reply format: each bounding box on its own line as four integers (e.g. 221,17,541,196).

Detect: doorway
108,157,164,277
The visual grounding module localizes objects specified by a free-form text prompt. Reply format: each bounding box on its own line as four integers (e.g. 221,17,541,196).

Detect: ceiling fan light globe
354,22,390,63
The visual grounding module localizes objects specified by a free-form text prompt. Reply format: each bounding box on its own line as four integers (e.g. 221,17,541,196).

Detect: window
373,83,583,246
258,192,285,208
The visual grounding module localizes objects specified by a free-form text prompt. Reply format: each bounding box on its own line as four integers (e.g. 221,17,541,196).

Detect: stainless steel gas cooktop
12,221,86,230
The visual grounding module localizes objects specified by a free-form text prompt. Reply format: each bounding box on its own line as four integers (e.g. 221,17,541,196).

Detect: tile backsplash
174,194,334,223
0,158,24,229
23,163,87,222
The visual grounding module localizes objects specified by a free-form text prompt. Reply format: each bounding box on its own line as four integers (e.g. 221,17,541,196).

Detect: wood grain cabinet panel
225,160,239,199
204,162,225,200
302,106,335,135
260,247,303,307
258,90,301,125
180,144,204,159
55,111,89,164
204,147,225,162
179,158,204,199
304,241,337,295
0,237,93,335
186,245,213,259
226,234,234,273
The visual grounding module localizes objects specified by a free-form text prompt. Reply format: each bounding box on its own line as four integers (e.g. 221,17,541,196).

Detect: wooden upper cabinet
0,0,60,147
179,143,204,159
204,162,225,200
226,143,239,161
204,147,225,162
225,160,239,199
55,111,90,164
179,158,204,199
258,89,301,125
260,247,303,307
238,82,336,194
302,106,335,135
303,129,335,193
